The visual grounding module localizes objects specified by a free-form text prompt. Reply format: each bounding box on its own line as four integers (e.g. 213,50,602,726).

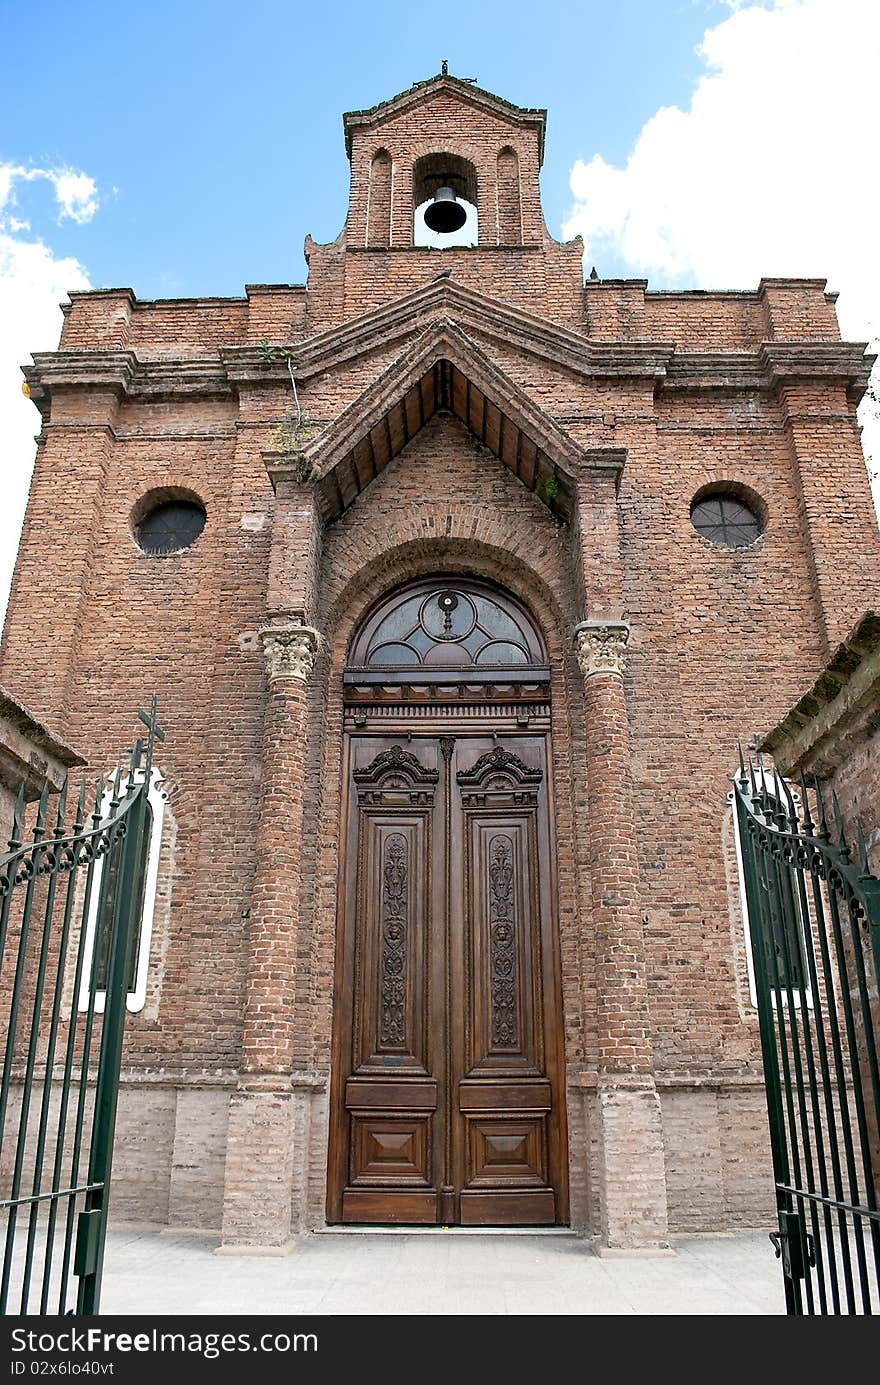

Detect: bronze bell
424,186,467,234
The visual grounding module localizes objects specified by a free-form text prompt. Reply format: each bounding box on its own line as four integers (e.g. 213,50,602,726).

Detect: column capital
573,620,630,679
258,617,321,685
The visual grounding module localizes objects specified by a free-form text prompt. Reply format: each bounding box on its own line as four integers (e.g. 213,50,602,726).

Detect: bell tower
344,68,546,248
303,68,585,328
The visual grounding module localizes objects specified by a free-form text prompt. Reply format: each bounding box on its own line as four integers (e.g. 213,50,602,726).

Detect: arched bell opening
413,152,478,248
327,573,569,1228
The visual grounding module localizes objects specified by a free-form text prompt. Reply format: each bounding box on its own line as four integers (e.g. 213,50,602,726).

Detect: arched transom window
349,578,546,673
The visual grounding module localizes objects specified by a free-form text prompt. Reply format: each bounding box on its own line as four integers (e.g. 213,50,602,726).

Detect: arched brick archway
296,532,595,1232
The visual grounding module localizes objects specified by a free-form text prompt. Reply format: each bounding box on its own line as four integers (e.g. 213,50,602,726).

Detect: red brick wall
585,279,843,348
5,277,877,1082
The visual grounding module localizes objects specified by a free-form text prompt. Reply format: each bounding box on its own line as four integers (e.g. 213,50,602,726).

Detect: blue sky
0,0,727,296
0,0,877,627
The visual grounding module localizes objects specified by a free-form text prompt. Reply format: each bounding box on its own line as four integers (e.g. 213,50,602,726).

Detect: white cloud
563,0,880,498
50,170,99,225
0,164,93,630
0,163,99,226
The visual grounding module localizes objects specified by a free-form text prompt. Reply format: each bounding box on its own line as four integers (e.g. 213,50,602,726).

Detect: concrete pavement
98,1227,785,1316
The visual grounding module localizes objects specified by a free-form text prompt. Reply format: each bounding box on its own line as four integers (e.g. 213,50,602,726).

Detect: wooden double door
328,729,568,1226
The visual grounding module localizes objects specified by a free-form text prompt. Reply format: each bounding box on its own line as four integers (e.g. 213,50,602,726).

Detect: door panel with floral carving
329,730,566,1226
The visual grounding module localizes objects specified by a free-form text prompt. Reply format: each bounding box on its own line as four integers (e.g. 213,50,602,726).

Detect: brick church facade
3,73,879,1249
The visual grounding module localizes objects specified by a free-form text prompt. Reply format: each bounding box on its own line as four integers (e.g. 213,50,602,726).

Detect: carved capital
573,620,630,680
258,619,321,685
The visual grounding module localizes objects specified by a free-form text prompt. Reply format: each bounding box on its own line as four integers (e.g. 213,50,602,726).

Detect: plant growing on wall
259,339,321,482
272,407,320,482
537,473,561,504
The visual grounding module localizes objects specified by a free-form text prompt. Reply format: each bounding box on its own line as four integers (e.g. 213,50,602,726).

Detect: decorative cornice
22,285,874,424
0,685,83,766
760,341,873,392
573,620,630,679
131,359,232,398
24,350,231,418
661,354,768,391
632,342,872,395
0,684,85,802
258,619,321,685
24,350,135,416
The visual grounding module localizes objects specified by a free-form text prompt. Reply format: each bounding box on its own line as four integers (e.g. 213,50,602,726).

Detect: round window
134,497,206,555
690,491,763,549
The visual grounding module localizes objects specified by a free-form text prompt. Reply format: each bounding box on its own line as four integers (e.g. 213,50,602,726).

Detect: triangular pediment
223,279,671,398
261,278,671,387
343,73,547,162
265,319,586,525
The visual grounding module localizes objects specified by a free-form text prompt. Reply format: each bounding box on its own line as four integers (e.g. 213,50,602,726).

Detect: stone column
574,620,670,1251
220,617,320,1252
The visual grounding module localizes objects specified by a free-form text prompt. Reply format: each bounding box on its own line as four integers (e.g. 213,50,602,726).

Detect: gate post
77,753,152,1314
220,617,320,1251
574,620,670,1250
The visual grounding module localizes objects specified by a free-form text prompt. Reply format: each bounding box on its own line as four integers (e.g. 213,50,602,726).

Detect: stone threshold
313,1225,578,1237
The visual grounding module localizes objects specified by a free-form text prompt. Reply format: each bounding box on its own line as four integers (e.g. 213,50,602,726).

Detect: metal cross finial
137,694,165,745
441,59,448,76
137,694,164,775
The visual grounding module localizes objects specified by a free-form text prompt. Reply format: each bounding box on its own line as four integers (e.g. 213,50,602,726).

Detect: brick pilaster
265,477,322,619
221,618,319,1248
574,451,626,619
220,537,321,1246
574,619,670,1248
780,380,880,655
242,625,319,1072
575,623,652,1074
0,388,121,728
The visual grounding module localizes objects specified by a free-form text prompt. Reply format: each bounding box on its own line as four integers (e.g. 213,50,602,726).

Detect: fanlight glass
349,579,546,670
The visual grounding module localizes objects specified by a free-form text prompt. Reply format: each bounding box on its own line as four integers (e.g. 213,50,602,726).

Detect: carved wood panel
349,816,431,1072
329,730,566,1227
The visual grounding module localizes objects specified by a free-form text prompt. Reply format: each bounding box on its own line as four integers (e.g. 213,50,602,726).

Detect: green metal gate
0,700,163,1315
734,758,880,1314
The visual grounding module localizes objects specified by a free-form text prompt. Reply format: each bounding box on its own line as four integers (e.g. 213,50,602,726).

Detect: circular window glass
419,590,477,642
135,499,206,555
690,492,762,549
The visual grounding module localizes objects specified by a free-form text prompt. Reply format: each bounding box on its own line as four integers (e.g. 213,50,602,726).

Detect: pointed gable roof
343,72,547,163
264,318,590,525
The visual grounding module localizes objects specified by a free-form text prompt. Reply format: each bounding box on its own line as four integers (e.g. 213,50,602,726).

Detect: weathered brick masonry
3,73,879,1246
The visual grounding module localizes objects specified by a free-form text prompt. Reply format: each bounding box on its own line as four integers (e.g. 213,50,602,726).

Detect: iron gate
734,758,880,1314
0,700,163,1315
